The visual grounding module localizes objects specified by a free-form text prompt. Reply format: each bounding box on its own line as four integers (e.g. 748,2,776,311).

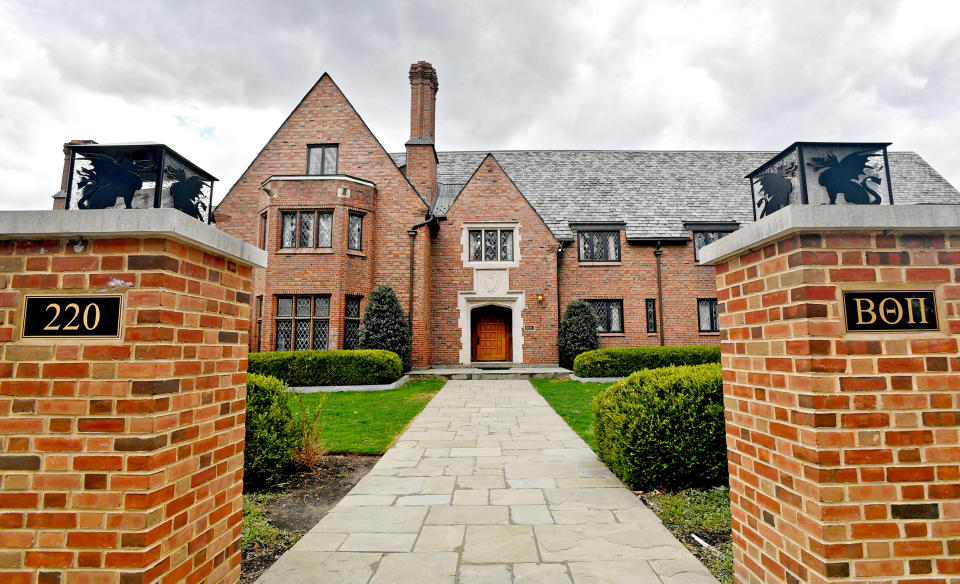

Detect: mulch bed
241,454,380,584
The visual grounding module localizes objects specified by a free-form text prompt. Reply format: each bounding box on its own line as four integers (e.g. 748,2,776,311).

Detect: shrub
245,374,299,487
558,300,600,369
573,345,720,378
593,363,726,491
359,285,412,372
248,349,402,386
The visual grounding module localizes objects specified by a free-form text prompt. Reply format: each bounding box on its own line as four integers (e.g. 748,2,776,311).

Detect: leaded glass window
316,212,333,248
587,299,624,333
467,228,516,263
578,231,620,262
281,213,297,248
646,298,657,333
469,230,483,262
299,213,315,248
693,231,731,261
344,295,362,349
307,144,339,175
499,230,513,262
279,210,332,249
275,295,330,351
698,298,719,332
348,213,363,251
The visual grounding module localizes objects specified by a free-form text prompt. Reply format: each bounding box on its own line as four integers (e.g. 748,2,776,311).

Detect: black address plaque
22,295,123,339
843,290,938,332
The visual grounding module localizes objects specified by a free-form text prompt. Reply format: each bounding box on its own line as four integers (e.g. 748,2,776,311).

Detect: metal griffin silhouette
806,150,883,205
165,165,208,220
65,143,216,223
75,153,155,210
747,142,892,220
755,160,798,218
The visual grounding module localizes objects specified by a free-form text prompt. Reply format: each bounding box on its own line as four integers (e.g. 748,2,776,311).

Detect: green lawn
530,377,612,449
288,378,444,454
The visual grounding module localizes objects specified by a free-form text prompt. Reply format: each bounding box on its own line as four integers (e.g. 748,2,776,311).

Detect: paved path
255,380,717,584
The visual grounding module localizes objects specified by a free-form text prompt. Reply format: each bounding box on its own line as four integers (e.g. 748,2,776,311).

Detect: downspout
654,242,665,346
407,213,434,329
556,243,565,330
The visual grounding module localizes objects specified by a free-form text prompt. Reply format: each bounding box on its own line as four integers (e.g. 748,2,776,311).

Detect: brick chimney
406,61,439,207
54,139,97,209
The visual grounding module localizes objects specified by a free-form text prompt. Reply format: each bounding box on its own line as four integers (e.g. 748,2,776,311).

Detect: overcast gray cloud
1,0,958,210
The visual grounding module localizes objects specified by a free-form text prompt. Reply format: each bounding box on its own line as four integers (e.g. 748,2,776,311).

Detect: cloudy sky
1,0,959,210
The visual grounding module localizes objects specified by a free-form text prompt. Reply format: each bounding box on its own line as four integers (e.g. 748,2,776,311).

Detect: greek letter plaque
843,290,938,332
22,295,123,339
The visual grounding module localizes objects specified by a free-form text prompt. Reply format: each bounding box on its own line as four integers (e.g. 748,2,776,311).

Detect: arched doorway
471,305,512,362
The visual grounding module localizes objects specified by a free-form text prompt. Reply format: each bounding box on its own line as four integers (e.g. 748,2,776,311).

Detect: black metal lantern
746,142,893,220
64,142,217,223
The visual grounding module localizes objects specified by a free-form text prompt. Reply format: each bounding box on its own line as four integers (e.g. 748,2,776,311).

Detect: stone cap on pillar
0,208,267,267
698,204,960,266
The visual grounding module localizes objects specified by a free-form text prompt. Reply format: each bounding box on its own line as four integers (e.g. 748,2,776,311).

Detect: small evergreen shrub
359,285,412,372
248,350,402,386
593,363,726,491
245,374,298,487
574,345,721,377
559,300,600,369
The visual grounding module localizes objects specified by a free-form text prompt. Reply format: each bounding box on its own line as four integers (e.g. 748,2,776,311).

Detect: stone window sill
347,250,367,258
699,331,721,336
578,261,622,267
599,332,625,337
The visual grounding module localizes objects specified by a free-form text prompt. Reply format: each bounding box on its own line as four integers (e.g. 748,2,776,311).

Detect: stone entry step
409,365,571,381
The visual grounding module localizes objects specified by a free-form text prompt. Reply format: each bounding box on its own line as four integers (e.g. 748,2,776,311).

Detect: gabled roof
390,150,960,241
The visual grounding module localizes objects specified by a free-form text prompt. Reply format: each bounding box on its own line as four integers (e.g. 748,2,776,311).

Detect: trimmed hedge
593,363,726,490
245,374,298,487
248,349,403,386
573,345,720,378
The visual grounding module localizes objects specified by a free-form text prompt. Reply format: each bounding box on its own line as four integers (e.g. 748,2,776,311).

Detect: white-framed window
462,223,519,267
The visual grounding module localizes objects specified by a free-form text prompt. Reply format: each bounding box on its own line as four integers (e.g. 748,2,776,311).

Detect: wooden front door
471,305,512,362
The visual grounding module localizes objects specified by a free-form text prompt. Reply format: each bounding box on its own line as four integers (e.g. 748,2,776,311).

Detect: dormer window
686,222,739,262
307,144,339,175
578,231,620,262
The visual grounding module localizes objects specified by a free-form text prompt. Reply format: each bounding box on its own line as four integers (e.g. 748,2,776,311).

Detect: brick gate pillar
699,205,960,584
0,210,266,584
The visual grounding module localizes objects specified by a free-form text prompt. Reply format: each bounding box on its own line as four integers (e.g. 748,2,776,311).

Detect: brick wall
214,74,432,364
559,239,721,348
714,229,960,583
431,154,559,364
0,233,253,584
254,178,375,352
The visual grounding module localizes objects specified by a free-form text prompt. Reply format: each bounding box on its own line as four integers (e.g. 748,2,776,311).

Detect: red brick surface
0,235,251,584
716,231,960,584
217,66,722,365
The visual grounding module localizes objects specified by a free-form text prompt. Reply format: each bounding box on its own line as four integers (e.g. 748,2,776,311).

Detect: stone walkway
255,380,717,584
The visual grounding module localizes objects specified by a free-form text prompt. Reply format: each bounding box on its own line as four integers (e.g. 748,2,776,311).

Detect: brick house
213,62,960,367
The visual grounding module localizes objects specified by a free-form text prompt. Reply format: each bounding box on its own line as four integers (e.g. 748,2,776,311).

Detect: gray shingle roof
389,150,960,241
